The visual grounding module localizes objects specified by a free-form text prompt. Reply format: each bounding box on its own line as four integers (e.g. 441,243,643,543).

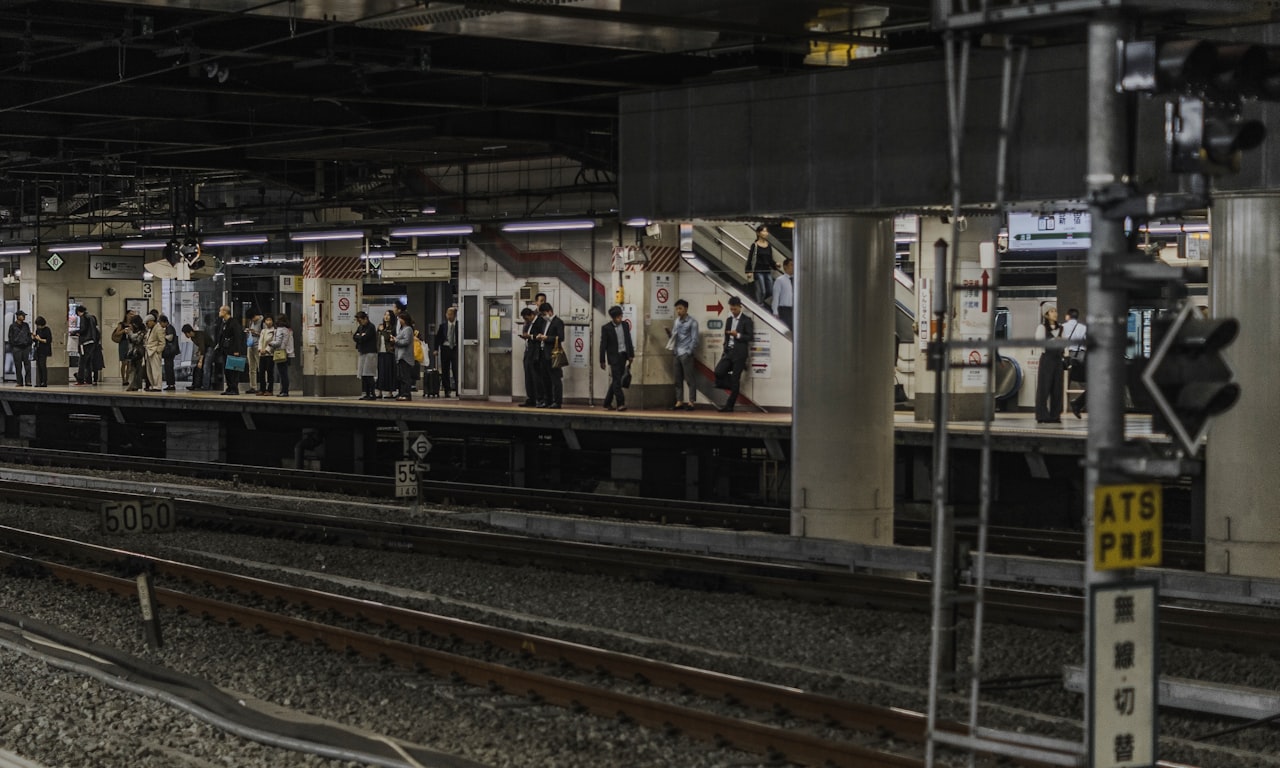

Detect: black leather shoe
717,405,733,413
518,401,535,407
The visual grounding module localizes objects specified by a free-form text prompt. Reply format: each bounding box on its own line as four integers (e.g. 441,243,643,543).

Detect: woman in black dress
375,309,397,399
1034,304,1064,423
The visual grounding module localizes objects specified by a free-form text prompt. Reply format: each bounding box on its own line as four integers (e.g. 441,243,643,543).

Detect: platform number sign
101,498,176,534
395,460,419,498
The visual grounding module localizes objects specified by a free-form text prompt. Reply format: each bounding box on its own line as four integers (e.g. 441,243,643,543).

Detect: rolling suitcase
424,368,442,398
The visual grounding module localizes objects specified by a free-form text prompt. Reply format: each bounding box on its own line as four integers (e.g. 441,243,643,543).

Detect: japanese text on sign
1090,582,1156,768
1094,483,1162,571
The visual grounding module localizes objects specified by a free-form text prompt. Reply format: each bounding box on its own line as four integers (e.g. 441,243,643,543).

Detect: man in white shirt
771,258,794,330
1062,308,1087,418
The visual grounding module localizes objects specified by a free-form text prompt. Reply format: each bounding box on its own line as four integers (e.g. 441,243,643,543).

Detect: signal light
1167,97,1266,175
1121,39,1280,99
1140,303,1240,455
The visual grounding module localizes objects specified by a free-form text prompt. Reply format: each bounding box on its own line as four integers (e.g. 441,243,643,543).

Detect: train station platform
0,384,1178,525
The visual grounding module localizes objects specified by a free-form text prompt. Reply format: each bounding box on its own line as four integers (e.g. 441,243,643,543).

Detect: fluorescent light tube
500,219,596,233
120,239,169,250
288,230,365,242
0,246,31,256
47,243,102,252
203,235,269,246
417,247,460,258
390,224,474,237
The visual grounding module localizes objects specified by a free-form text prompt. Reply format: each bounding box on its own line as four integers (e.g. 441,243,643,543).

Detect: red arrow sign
706,301,723,315
980,270,989,313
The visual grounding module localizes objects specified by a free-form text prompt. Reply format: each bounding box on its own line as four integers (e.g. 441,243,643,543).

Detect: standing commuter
434,306,460,397
112,310,137,387
747,225,778,305
182,324,212,390
517,307,542,407
7,310,32,386
353,311,378,400
244,309,262,394
534,302,564,409
771,258,795,330
143,314,164,391
269,314,294,397
217,305,245,395
1034,304,1063,424
208,311,225,391
71,305,100,385
376,309,397,400
1063,308,1088,418
713,296,753,413
256,315,276,395
599,305,634,412
669,299,700,410
32,317,52,387
159,315,179,390
125,316,147,392
394,312,417,401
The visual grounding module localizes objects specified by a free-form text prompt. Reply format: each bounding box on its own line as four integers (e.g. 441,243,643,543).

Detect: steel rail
0,544,931,768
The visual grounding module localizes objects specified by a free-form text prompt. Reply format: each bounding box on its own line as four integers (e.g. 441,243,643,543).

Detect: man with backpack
7,310,32,386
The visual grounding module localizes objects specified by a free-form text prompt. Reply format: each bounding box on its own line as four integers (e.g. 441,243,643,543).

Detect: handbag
621,366,632,389
273,348,288,363
224,355,247,372
549,338,569,369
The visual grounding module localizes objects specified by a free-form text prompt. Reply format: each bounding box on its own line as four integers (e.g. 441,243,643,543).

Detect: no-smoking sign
331,283,358,325
656,287,669,304
574,337,585,353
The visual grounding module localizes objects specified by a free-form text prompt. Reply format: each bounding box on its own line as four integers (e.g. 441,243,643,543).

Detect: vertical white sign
1090,582,1157,768
749,331,771,379
958,264,992,389
567,325,589,368
330,284,357,327
652,274,674,319
917,277,932,351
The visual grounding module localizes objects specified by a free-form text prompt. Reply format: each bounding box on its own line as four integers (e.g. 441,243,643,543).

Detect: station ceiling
0,0,929,230
0,0,1267,234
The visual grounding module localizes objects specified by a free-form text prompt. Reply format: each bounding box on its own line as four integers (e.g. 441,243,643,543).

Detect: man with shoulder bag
1062,308,1088,418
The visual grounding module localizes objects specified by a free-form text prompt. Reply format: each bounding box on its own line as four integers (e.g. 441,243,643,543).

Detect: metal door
485,297,513,398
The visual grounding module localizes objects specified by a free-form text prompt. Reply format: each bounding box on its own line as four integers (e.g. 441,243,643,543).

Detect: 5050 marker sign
101,498,176,534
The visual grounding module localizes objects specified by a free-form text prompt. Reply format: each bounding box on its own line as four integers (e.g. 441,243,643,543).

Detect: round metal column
791,215,894,542
1206,195,1280,577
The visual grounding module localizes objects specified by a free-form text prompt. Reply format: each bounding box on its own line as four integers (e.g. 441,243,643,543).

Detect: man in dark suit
71,305,100,385
599,305,634,411
433,306,460,397
713,296,753,412
534,302,565,408
517,307,543,407
216,304,246,395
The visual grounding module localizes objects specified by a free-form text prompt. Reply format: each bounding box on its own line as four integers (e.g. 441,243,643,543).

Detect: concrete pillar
1206,194,1280,577
300,228,365,398
790,215,894,543
913,216,1001,421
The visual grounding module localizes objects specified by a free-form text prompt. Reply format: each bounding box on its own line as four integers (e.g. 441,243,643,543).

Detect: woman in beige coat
143,315,166,391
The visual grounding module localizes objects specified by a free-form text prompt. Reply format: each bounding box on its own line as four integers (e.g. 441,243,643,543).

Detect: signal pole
1085,16,1136,767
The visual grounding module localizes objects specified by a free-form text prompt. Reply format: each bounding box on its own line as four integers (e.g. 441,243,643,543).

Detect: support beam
790,215,894,543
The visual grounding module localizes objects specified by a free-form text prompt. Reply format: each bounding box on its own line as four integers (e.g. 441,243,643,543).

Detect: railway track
0,445,1207,569
0,526,1068,768
0,477,1269,656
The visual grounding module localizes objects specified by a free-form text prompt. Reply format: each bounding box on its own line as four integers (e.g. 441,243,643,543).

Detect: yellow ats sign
1093,484,1162,571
